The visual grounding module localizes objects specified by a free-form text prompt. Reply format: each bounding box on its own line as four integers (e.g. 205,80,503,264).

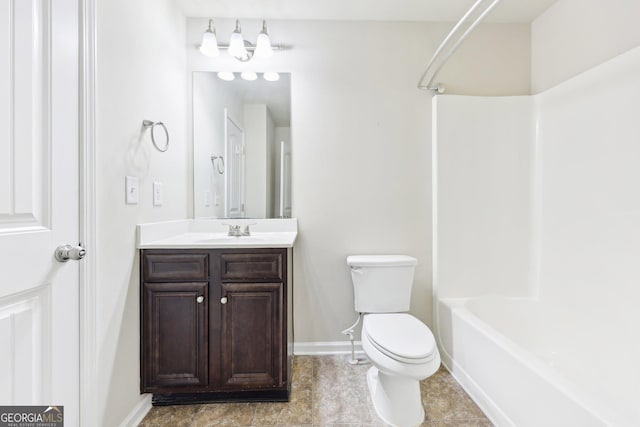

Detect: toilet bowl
361,313,440,427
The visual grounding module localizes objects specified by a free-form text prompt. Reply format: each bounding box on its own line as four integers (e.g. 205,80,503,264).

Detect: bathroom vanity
137,219,296,405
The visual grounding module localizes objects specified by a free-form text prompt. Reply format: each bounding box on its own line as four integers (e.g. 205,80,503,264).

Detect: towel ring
210,155,225,174
142,120,169,152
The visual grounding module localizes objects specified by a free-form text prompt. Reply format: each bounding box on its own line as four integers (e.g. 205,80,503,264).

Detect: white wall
188,19,531,343
433,96,534,298
531,0,640,92
536,45,640,322
95,0,188,424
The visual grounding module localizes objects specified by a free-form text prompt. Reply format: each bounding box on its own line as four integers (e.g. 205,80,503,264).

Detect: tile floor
139,355,493,427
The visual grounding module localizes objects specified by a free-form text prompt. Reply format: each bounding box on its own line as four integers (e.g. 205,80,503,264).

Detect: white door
225,109,245,218
0,0,80,425
279,140,292,218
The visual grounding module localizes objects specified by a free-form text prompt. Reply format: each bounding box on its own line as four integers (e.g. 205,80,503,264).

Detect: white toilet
347,255,440,427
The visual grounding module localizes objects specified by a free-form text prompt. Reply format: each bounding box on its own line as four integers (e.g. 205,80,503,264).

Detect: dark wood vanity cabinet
140,248,292,405
142,281,209,390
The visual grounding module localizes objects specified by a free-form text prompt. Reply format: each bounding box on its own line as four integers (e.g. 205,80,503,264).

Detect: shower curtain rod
417,0,502,93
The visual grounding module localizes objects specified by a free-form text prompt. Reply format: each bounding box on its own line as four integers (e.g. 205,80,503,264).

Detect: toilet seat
363,313,437,364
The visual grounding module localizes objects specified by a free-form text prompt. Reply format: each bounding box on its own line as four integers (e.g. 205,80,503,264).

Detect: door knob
196,296,204,303
220,297,228,304
55,244,86,262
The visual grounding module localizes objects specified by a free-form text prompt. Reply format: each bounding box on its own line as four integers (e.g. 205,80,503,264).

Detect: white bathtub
437,296,639,427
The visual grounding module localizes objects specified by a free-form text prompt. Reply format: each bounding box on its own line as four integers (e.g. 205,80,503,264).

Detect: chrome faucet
224,224,242,236
224,223,255,236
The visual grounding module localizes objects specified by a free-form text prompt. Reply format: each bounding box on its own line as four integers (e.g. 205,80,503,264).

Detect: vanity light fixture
199,20,220,57
228,20,250,60
254,20,273,58
199,19,283,62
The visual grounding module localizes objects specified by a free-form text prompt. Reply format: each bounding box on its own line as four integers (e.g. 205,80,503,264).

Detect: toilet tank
347,255,417,313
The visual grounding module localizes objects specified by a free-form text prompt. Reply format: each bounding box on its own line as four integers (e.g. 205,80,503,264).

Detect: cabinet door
220,282,284,388
142,282,209,391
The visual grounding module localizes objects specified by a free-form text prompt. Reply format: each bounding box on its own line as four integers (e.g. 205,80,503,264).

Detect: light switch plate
153,181,163,206
125,176,138,204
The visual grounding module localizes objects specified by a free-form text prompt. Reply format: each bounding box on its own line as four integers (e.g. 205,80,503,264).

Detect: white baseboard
294,340,364,355
119,394,152,427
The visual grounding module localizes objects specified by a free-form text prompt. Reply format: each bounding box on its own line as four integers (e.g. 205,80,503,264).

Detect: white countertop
137,219,298,249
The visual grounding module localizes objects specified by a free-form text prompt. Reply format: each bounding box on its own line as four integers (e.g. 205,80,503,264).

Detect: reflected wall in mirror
193,72,291,218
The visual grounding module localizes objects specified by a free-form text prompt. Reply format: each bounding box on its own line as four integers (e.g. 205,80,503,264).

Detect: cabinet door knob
196,295,204,303
220,297,228,304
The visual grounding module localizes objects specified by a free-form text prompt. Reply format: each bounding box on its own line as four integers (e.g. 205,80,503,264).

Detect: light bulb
254,21,273,58
217,71,235,81
228,20,248,59
241,71,258,81
199,20,219,57
263,71,280,82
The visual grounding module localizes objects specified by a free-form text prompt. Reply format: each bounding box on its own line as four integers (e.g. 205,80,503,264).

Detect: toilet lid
363,313,437,364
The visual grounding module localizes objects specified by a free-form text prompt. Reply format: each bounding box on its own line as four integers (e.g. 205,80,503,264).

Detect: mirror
193,72,291,218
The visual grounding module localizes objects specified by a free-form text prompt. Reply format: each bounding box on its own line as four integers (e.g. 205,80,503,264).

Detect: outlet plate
153,181,163,206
